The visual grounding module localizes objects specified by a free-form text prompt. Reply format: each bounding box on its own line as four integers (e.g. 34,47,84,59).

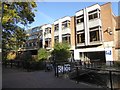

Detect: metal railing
54,61,120,89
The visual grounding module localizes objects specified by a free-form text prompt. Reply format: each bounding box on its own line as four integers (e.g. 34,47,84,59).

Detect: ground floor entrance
79,51,106,63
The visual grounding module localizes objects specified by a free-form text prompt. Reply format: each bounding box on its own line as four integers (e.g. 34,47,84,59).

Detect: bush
7,51,16,60
51,42,71,63
37,48,49,62
114,61,120,68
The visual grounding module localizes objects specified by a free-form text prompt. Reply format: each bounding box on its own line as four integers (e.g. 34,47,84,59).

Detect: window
26,43,29,47
54,24,59,31
62,34,71,44
30,27,39,34
76,15,84,24
89,26,100,42
28,35,36,40
19,45,22,48
33,42,36,46
62,20,70,29
54,36,59,43
88,9,100,20
29,42,32,47
77,31,85,44
45,27,51,34
89,13,98,20
90,30,99,42
45,38,51,48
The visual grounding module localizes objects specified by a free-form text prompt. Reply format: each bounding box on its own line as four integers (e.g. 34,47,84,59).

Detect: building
19,2,119,63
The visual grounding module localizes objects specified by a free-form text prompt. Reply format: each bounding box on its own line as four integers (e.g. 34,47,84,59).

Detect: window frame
89,26,101,42
77,31,85,44
76,15,84,24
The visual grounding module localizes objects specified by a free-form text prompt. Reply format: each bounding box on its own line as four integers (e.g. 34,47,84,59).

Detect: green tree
51,42,71,63
37,48,49,62
1,2,37,60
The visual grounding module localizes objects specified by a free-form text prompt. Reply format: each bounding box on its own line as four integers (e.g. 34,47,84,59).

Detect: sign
105,48,113,61
106,50,111,55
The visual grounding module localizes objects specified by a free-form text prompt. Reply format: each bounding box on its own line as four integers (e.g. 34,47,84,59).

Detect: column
59,19,62,43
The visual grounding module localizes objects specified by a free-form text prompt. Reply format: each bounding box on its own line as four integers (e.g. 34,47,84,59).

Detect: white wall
76,23,84,31
62,28,71,34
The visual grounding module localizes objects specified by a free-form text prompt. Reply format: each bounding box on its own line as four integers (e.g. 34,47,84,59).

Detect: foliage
113,61,120,68
37,48,49,62
51,42,71,63
7,51,16,60
20,51,32,61
1,2,37,60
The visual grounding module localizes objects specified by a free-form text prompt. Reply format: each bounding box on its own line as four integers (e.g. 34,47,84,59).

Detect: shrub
51,42,71,63
7,51,16,60
114,61,120,68
37,48,49,62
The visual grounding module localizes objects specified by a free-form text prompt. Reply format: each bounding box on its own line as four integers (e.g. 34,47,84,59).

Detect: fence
54,61,120,89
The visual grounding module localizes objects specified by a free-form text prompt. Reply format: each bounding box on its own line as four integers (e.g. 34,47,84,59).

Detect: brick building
19,2,120,62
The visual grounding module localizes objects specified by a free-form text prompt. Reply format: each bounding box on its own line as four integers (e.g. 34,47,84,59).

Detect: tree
7,51,16,60
51,42,71,63
1,2,37,60
37,48,49,62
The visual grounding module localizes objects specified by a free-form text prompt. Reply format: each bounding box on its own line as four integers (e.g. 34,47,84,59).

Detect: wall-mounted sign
105,48,113,61
105,50,111,55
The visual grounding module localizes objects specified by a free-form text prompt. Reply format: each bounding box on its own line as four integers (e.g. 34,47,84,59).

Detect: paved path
2,67,101,88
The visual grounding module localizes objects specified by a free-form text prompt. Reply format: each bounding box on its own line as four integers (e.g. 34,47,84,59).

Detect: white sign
105,48,113,61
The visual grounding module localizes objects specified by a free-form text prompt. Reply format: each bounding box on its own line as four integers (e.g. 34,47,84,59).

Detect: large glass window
45,38,51,48
62,34,71,44
54,24,59,31
76,15,84,24
45,27,51,34
88,9,100,20
89,26,100,42
30,27,39,34
54,36,59,43
89,13,98,20
90,30,99,42
77,31,85,44
62,20,70,29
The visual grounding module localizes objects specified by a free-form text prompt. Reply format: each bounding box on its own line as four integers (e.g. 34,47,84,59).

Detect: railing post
56,64,58,77
109,71,113,90
76,66,79,84
63,64,64,74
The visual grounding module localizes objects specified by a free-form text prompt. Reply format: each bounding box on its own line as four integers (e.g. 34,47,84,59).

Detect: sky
25,2,119,30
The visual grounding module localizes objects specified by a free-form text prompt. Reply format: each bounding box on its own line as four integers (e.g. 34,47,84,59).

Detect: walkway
2,67,101,88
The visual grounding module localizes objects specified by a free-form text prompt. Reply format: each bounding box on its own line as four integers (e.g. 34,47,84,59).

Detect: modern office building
19,2,119,62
